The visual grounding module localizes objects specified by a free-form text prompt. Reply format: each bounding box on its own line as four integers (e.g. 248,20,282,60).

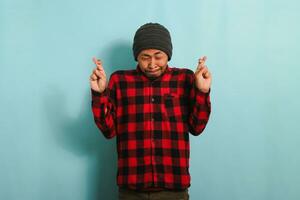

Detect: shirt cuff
91,88,108,97
195,86,211,96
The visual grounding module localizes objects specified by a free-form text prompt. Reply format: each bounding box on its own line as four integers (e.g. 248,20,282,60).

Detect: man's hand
194,56,212,93
90,57,107,93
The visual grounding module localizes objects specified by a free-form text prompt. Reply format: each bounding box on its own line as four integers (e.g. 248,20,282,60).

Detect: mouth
145,69,161,77
146,69,160,73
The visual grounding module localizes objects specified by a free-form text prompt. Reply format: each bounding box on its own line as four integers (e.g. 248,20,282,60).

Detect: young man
90,23,212,200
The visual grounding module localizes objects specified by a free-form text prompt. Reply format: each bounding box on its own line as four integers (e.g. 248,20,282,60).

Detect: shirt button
151,117,154,121
151,97,155,102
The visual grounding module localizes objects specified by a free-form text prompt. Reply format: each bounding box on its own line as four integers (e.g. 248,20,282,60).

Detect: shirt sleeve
188,76,212,136
91,75,117,139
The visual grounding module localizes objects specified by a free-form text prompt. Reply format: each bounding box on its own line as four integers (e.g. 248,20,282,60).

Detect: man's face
137,49,168,78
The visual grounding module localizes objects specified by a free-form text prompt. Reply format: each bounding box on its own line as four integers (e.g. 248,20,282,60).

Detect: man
89,23,212,200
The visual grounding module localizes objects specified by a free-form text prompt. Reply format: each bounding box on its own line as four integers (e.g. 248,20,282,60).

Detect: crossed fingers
90,57,105,81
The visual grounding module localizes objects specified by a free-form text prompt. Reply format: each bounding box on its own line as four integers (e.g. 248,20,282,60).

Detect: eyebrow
141,52,163,57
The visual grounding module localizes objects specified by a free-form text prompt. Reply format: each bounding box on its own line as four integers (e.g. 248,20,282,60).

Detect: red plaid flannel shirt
91,65,211,190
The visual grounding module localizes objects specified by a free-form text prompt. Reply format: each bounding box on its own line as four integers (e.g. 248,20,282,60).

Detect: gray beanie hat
132,23,173,61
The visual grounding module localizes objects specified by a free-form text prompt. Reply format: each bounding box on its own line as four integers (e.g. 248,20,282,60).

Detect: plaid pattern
91,65,211,190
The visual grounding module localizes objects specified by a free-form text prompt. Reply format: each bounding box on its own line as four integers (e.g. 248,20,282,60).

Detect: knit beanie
132,23,173,61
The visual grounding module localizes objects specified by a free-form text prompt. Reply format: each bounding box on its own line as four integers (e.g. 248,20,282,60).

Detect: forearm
188,87,211,136
91,89,117,139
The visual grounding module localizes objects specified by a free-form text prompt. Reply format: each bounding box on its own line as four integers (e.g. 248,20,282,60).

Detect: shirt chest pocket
163,93,188,122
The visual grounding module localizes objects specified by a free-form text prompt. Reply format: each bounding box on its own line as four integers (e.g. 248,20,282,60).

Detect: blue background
1,0,299,199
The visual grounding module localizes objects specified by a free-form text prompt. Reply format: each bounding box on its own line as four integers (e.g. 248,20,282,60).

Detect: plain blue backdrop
1,0,299,199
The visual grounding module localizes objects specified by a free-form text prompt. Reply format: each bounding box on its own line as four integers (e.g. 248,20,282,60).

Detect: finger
201,56,207,63
93,57,101,65
204,71,210,78
196,55,208,72
93,57,102,66
96,59,102,65
202,67,211,78
196,65,202,72
93,69,102,76
95,69,105,77
90,76,96,81
196,60,203,69
94,60,103,70
197,60,205,71
201,65,208,72
93,57,97,64
199,65,208,74
204,71,212,79
196,66,203,74
98,68,106,75
201,69,208,75
94,70,101,77
92,68,103,79
97,64,104,71
90,73,98,81
197,63,206,71
198,56,207,65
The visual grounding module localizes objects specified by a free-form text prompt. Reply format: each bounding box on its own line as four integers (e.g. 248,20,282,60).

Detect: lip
146,69,160,73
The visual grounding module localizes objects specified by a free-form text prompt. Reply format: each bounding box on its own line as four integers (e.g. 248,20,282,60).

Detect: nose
148,58,156,69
